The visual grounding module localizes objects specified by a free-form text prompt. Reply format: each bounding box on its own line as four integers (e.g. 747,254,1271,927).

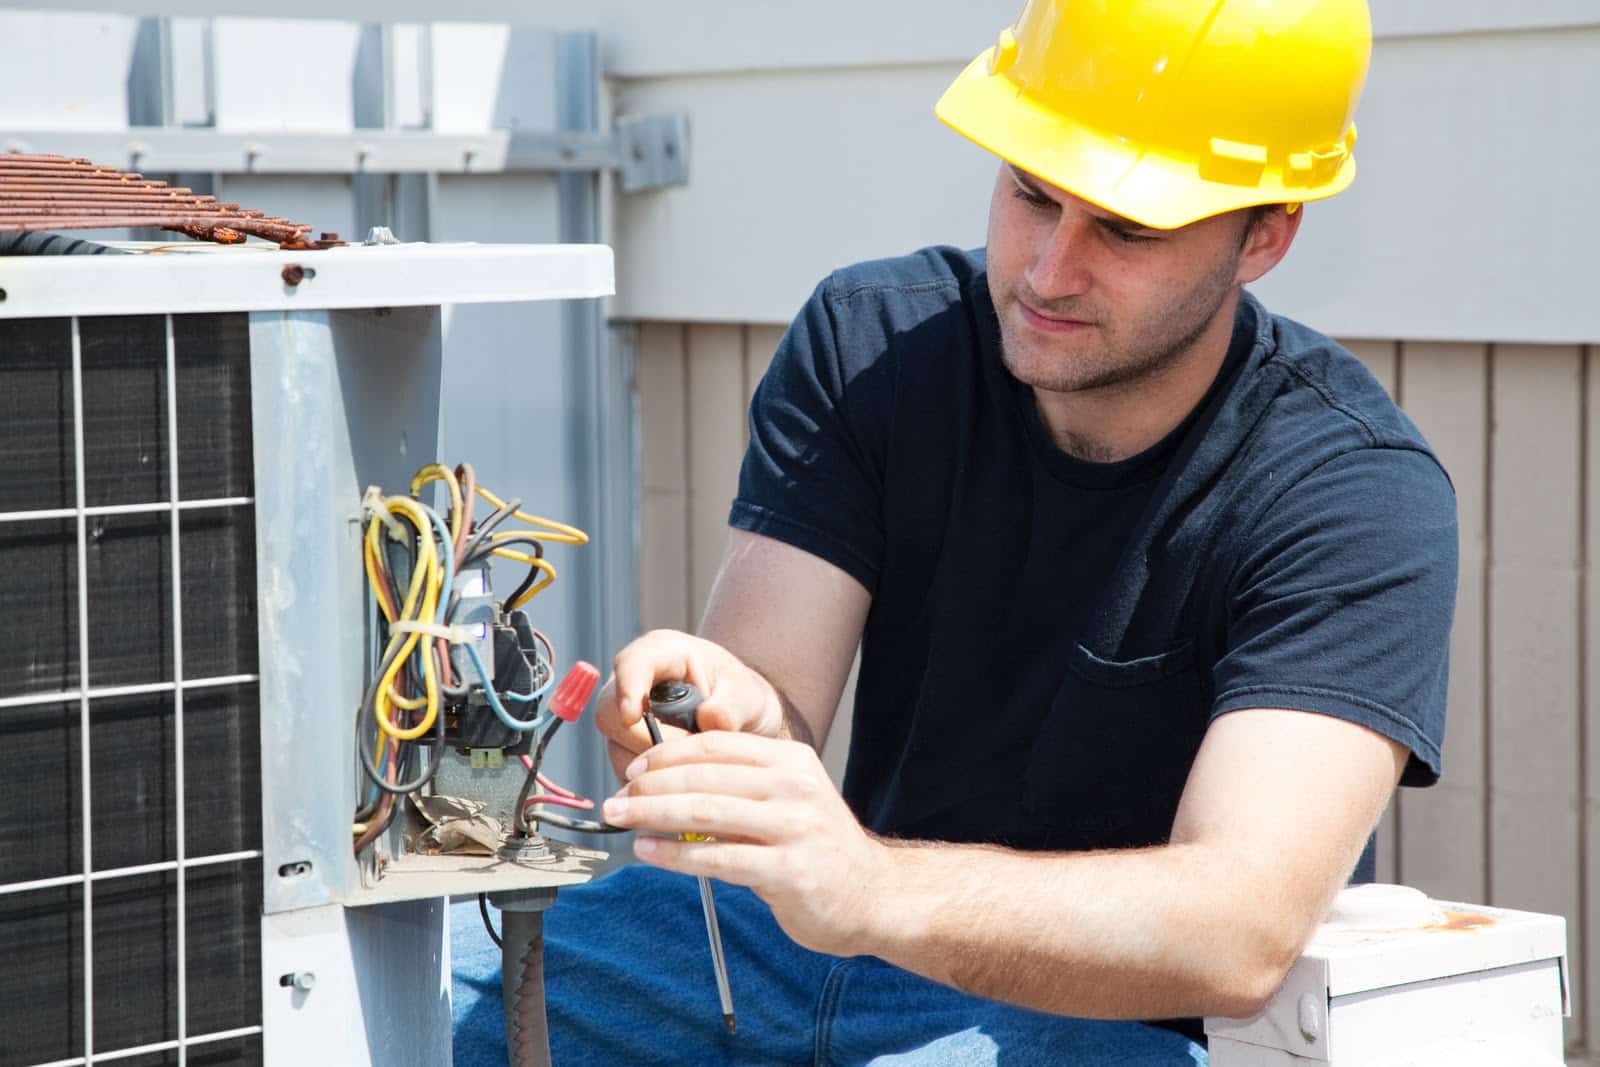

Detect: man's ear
1236,204,1304,286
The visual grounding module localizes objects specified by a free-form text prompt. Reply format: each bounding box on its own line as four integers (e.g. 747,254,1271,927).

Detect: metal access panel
0,241,613,1067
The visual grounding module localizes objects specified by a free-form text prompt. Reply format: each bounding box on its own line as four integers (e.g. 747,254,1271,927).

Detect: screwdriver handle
647,680,704,734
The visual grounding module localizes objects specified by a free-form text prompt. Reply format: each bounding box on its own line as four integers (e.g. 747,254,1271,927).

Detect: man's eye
1102,223,1155,245
1011,186,1052,209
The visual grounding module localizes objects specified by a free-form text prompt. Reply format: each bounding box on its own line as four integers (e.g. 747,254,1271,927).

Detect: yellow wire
359,468,589,746
371,496,442,741
364,499,439,712
510,573,556,610
474,484,590,545
410,463,465,545
486,550,557,609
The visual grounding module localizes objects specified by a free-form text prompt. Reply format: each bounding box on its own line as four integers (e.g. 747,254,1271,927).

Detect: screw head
281,263,306,286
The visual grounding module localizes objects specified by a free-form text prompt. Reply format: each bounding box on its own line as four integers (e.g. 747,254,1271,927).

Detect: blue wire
502,658,556,705
423,493,552,729
463,641,544,733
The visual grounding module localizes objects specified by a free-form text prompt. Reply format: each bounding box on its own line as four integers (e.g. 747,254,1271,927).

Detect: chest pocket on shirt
1022,639,1209,851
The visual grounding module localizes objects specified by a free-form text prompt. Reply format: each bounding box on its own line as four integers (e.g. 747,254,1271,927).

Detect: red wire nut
549,661,600,722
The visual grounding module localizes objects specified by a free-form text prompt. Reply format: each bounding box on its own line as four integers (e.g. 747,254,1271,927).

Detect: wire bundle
351,462,591,853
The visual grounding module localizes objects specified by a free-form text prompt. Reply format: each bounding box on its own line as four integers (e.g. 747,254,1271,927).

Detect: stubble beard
995,250,1243,397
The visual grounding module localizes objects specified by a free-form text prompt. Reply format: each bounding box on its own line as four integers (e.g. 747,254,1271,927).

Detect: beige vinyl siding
632,322,1600,1055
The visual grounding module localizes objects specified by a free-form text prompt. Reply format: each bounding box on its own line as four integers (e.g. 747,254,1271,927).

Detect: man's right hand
594,629,788,785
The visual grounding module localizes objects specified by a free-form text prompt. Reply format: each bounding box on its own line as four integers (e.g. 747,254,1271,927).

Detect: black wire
531,810,630,835
352,791,383,825
351,630,447,798
479,893,503,948
474,535,546,610
518,719,631,836
512,719,564,836
459,498,520,566
357,695,446,796
461,531,543,570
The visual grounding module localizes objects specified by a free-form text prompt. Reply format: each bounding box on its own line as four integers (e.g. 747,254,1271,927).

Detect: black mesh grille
0,312,262,1065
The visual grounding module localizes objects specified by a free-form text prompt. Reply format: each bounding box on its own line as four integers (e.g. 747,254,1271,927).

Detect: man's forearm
856,838,1305,1022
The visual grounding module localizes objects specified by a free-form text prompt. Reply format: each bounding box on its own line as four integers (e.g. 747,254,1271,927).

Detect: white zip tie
361,485,408,541
391,620,474,643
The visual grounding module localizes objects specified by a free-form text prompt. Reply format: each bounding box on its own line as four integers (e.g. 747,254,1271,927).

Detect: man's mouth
1017,299,1094,333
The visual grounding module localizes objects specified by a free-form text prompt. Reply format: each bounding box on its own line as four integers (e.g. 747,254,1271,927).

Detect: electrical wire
352,463,592,856
522,793,594,811
526,810,629,835
473,485,590,546
463,641,546,731
479,893,503,949
513,719,563,835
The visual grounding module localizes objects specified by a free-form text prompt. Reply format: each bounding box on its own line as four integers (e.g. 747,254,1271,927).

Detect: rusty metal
281,263,306,286
0,152,345,249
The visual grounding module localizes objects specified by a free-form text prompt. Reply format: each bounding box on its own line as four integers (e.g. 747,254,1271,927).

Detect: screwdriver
645,680,737,1034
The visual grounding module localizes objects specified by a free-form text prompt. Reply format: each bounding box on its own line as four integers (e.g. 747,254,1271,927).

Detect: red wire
516,753,586,800
523,793,595,811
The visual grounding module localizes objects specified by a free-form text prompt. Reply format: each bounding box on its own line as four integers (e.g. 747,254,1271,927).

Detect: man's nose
1025,211,1095,301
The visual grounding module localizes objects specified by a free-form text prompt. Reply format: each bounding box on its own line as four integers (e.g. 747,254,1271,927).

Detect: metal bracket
0,117,690,191
615,113,691,194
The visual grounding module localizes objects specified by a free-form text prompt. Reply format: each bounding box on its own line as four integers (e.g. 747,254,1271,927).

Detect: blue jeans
452,864,1208,1066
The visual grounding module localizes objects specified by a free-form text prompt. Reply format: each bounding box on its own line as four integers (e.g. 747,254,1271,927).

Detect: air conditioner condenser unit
0,237,614,1067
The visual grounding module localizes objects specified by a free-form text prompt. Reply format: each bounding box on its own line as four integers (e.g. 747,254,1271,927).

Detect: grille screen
0,313,263,1066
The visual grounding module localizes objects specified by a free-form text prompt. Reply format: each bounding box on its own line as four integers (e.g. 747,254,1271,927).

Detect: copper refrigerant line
0,154,344,249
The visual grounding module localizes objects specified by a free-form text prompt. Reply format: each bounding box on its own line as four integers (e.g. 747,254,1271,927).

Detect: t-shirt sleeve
1210,447,1458,785
728,279,886,593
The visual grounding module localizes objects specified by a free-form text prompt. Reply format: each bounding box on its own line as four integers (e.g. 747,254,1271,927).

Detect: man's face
985,163,1255,395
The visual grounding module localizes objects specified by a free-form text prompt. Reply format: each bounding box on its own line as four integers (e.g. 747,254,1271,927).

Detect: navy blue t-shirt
730,246,1456,858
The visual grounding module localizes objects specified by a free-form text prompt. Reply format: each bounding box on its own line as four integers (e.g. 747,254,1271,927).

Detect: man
454,1,1455,1063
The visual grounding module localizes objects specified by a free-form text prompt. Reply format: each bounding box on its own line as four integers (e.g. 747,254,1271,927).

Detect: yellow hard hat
936,0,1372,230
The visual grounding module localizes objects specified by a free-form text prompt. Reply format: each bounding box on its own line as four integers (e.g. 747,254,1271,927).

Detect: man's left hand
601,731,886,957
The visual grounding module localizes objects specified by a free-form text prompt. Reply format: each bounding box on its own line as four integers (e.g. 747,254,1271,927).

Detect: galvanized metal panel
1586,344,1600,1056
685,323,745,623
249,306,445,913
168,17,213,127
212,18,361,133
429,24,561,137
217,173,358,245
0,11,138,130
0,243,614,320
1397,343,1490,906
424,170,600,830
25,2,1600,77
1487,344,1584,1047
262,899,450,1067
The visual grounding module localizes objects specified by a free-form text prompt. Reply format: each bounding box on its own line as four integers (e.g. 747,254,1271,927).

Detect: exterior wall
634,321,1599,1056
603,8,1600,345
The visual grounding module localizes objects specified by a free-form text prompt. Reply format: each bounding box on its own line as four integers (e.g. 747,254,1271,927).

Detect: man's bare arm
697,529,867,751
860,709,1409,1019
609,705,1407,1021
595,529,868,780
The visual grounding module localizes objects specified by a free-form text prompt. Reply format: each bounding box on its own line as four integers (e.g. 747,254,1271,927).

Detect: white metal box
1207,885,1569,1066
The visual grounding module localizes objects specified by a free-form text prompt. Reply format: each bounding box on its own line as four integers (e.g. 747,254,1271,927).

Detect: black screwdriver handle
647,680,704,734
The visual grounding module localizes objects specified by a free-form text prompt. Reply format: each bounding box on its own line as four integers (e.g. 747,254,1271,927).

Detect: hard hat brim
935,50,1357,231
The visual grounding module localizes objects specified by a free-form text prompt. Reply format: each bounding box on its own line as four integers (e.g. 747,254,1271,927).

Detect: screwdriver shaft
643,710,737,1031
